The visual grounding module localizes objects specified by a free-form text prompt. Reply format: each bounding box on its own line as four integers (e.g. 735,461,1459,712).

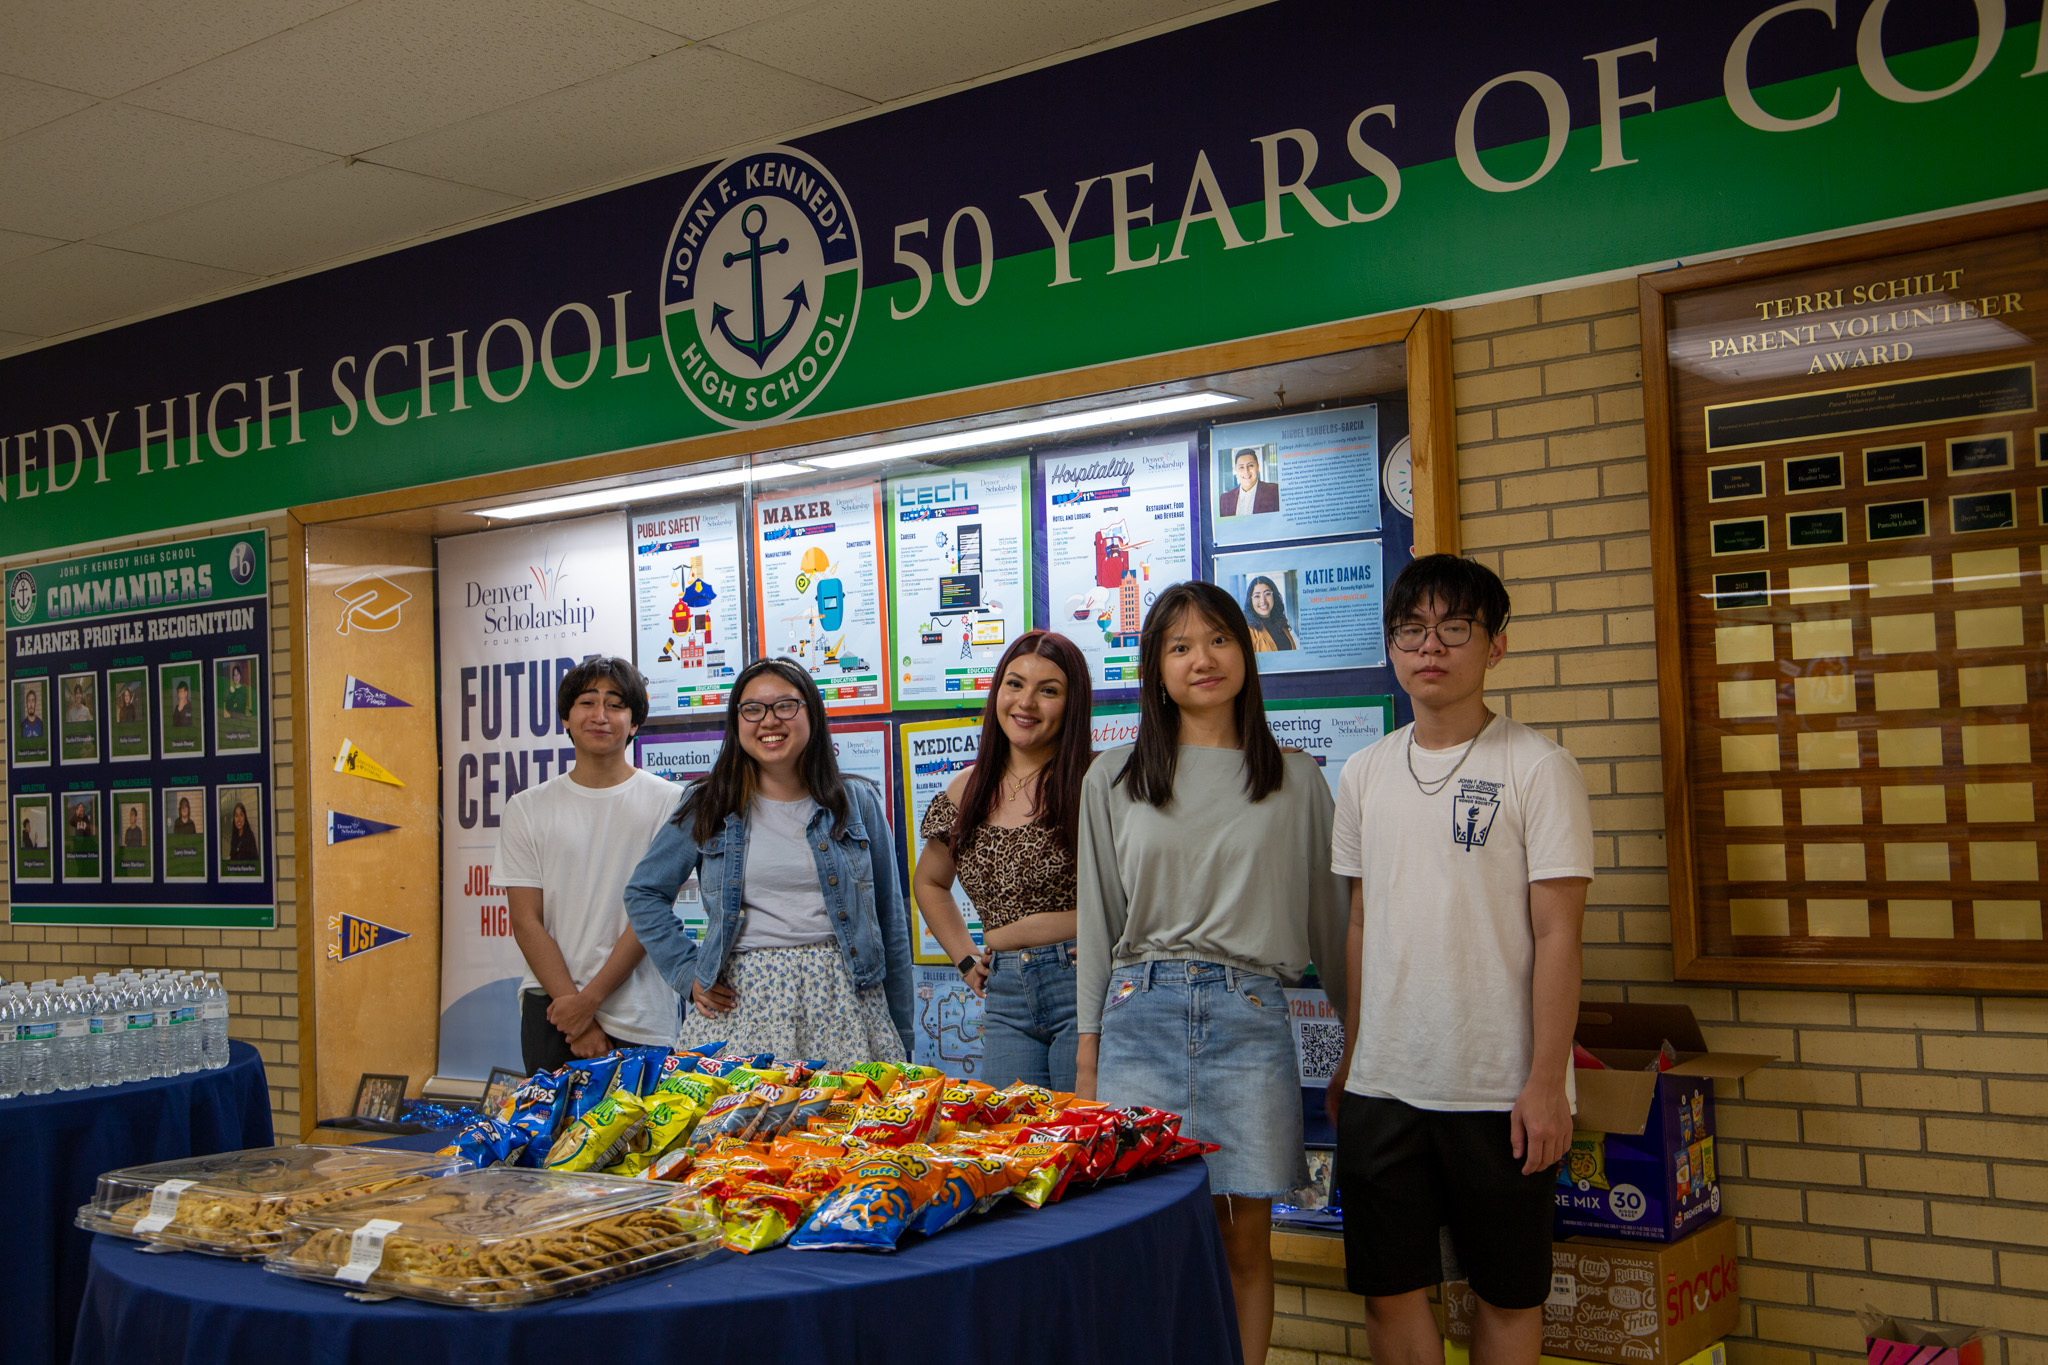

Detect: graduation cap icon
335,575,412,635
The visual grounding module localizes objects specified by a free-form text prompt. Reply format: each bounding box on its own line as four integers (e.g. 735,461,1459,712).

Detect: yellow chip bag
1560,1132,1609,1191
603,1094,704,1176
546,1091,647,1172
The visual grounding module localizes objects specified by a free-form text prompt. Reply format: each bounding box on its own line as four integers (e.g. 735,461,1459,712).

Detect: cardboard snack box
1446,1335,1729,1365
1559,1004,1774,1242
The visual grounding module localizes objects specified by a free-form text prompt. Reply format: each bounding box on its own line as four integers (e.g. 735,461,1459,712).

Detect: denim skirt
1096,959,1307,1198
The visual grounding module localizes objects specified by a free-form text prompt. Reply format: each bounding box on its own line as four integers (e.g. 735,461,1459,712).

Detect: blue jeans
979,939,1078,1091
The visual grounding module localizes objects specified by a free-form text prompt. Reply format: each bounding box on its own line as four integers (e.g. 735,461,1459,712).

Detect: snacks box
265,1166,719,1309
76,1144,469,1258
1447,1215,1739,1365
1447,1336,1728,1365
1559,1005,1774,1242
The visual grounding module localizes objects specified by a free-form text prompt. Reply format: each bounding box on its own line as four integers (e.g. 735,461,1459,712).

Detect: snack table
72,1156,1240,1365
3,1040,271,1365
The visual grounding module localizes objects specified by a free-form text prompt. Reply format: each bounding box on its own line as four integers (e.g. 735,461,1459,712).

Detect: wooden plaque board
1644,203,2048,990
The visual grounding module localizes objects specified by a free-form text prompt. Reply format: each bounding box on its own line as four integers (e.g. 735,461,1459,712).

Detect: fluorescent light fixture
476,461,812,520
802,392,1241,470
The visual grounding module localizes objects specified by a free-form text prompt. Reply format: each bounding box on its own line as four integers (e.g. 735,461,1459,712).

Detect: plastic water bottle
175,974,202,1074
199,972,231,1070
148,975,176,1079
0,989,20,1099
18,987,56,1095
86,977,117,1087
122,978,157,1082
53,985,89,1091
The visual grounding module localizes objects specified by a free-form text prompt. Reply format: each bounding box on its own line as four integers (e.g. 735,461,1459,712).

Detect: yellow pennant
334,738,404,787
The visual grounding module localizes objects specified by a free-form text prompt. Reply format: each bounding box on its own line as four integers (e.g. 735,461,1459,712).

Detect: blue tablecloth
73,1158,1240,1365
4,1040,271,1365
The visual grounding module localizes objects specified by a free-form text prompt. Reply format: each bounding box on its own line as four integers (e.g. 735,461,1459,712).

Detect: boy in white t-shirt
497,657,682,1072
1328,556,1594,1365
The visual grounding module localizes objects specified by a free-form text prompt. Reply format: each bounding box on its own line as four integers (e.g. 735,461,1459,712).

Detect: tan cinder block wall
1270,278,2048,1365
0,518,300,1138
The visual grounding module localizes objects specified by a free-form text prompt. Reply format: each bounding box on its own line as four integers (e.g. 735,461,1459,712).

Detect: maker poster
899,714,982,962
888,458,1031,708
1041,441,1197,692
752,480,889,715
632,500,746,719
1211,403,1381,547
5,530,273,928
439,513,632,1075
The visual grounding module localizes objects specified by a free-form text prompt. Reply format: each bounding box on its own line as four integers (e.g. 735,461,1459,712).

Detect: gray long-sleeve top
1075,744,1349,1033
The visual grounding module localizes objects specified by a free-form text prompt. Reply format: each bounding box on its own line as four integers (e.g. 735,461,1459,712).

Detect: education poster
4,529,273,927
1210,403,1381,547
752,479,889,715
899,713,982,963
631,500,746,719
887,458,1032,708
1212,539,1386,674
1040,441,1197,692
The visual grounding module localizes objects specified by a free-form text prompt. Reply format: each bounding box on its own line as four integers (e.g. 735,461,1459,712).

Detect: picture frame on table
481,1067,525,1116
352,1073,408,1122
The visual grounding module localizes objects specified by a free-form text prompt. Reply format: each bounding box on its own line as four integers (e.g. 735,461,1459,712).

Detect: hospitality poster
1040,441,1197,692
439,513,632,1075
4,529,273,927
752,479,889,715
887,458,1032,708
1210,403,1381,546
1212,539,1386,674
632,500,746,719
899,714,982,962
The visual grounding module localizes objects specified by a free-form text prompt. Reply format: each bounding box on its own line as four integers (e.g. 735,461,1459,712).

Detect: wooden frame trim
1405,308,1461,556
1641,200,2048,992
287,510,320,1138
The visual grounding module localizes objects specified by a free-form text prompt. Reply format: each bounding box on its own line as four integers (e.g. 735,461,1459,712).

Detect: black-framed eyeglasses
738,698,806,723
1388,619,1478,651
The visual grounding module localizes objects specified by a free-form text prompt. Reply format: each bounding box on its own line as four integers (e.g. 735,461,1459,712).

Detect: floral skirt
675,941,905,1067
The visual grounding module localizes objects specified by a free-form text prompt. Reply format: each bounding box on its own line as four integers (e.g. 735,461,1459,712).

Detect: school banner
2,2,2041,557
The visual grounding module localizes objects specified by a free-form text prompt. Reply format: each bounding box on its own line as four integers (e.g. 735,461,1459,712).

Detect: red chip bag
1007,1140,1083,1207
849,1077,945,1148
1021,1118,1117,1183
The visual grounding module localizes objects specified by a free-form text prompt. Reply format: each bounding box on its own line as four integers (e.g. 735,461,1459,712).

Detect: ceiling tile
0,242,250,338
579,0,820,41
0,330,44,357
125,0,690,154
0,0,353,99
0,74,98,140
708,0,1224,101
369,45,865,201
0,228,65,268
0,102,329,240
93,160,523,275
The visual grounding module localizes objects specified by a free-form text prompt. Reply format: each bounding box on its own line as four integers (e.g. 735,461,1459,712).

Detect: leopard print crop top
919,790,1076,933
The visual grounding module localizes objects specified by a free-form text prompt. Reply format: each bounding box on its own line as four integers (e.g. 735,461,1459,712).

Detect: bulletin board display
1643,202,2048,988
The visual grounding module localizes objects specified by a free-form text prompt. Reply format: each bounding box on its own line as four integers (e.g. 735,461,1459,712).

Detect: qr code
1296,1021,1344,1082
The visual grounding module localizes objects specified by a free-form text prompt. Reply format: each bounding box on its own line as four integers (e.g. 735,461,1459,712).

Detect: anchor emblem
711,203,810,369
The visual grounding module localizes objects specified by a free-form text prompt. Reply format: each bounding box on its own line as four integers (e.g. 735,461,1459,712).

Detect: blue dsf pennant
343,675,412,709
327,913,411,961
327,810,400,845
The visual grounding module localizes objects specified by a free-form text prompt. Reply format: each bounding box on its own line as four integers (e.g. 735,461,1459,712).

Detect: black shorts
519,989,577,1076
1335,1093,1558,1310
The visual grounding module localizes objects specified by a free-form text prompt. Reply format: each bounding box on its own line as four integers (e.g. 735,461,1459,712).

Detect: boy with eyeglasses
1326,555,1593,1365
496,656,682,1072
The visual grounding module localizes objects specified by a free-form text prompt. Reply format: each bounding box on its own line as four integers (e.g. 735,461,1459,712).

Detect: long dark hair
1242,575,1296,650
676,658,848,842
1117,581,1284,808
952,630,1094,856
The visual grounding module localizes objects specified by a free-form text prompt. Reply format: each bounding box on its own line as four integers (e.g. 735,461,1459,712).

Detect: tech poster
1211,403,1381,547
899,714,982,963
632,500,746,719
1212,539,1386,674
1040,441,1197,692
436,512,632,1075
887,458,1031,708
4,530,273,928
752,479,889,714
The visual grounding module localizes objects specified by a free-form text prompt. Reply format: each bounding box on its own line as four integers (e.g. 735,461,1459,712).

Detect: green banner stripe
7,904,277,928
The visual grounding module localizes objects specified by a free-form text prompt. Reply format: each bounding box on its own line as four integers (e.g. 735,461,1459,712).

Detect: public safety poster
5,530,273,927
632,500,746,719
1212,539,1386,674
899,714,982,962
752,480,889,715
439,513,632,1075
1210,403,1380,546
1040,441,1197,692
887,458,1032,708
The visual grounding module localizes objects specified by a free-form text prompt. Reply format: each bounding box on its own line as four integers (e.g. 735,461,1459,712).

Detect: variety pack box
1447,1336,1729,1365
1558,1004,1773,1242
1446,1215,1739,1365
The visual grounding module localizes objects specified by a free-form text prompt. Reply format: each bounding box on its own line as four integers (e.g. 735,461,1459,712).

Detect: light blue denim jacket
622,776,912,1054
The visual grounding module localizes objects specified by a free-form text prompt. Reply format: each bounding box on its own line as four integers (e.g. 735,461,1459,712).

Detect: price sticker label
133,1179,196,1234
337,1218,404,1285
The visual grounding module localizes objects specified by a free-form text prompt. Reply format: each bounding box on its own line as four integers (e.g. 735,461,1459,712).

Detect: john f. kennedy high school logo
660,145,861,429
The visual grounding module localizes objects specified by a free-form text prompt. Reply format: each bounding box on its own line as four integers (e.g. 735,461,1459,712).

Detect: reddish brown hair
952,630,1095,856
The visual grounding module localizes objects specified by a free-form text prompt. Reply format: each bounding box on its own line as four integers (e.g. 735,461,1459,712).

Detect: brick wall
0,518,300,1136
1270,279,2047,1365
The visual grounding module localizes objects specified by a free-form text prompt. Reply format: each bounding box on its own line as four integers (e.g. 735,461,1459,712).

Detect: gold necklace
1406,711,1494,797
1002,762,1048,804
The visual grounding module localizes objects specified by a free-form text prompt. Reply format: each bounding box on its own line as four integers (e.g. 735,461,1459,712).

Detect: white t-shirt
1331,714,1594,1111
495,769,683,1046
736,796,834,950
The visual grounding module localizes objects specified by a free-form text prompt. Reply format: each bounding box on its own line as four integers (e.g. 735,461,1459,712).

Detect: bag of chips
786,1155,852,1198
563,1053,626,1119
1109,1106,1180,1173
788,1151,941,1252
647,1146,696,1182
898,1063,945,1086
1008,1140,1083,1208
746,1083,805,1139
843,1061,903,1100
439,1117,527,1168
992,1082,1061,1123
720,1182,818,1253
546,1091,648,1172
850,1077,945,1148
940,1080,997,1132
1560,1133,1609,1190
903,1150,998,1237
603,1093,705,1175
678,1040,729,1057
614,1045,672,1098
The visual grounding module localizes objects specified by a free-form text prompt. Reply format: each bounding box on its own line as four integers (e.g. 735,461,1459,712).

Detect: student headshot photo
1241,574,1299,652
65,796,97,850
18,683,43,739
219,661,252,716
221,795,261,871
14,799,53,882
19,812,39,850
173,796,199,836
116,684,138,723
1217,445,1280,518
65,678,93,723
172,681,194,727
122,805,147,847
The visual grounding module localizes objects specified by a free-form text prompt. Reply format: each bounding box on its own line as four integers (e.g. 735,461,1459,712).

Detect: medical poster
632,500,746,718
1212,539,1385,674
752,480,889,715
1210,403,1380,546
887,458,1032,708
1041,441,1197,691
899,714,982,962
